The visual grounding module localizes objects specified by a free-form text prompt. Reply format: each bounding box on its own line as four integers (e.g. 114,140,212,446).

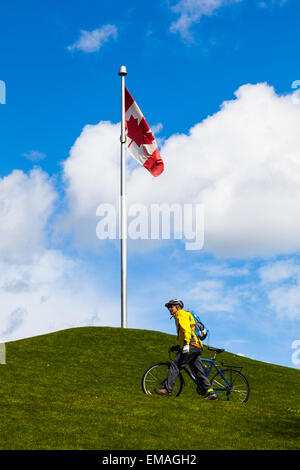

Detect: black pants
165,345,212,394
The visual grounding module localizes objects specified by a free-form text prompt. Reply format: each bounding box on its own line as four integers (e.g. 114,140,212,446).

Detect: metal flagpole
119,65,127,328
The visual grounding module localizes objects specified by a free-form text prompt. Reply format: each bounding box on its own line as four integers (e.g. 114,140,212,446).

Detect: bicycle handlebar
169,345,225,361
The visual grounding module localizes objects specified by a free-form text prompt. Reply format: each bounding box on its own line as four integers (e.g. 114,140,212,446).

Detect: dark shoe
204,391,218,400
155,388,171,396
196,385,206,396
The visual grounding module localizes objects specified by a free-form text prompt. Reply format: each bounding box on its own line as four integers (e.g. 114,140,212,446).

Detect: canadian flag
125,88,164,177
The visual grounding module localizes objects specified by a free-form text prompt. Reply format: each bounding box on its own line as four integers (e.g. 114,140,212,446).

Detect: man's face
168,305,179,315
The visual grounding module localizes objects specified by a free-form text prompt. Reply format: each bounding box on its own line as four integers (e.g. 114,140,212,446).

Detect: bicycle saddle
207,347,225,354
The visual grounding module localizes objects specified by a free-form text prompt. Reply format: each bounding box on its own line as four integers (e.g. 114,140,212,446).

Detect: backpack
189,310,208,341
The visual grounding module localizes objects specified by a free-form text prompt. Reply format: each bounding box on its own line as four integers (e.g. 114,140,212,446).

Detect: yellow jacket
173,309,203,350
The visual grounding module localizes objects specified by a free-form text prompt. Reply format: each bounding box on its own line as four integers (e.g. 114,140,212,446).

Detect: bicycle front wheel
141,362,184,397
210,369,250,403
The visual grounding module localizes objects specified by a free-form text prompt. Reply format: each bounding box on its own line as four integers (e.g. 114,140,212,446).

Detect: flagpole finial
119,65,127,76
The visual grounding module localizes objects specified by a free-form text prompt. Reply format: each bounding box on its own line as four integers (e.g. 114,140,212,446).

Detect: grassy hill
0,326,299,450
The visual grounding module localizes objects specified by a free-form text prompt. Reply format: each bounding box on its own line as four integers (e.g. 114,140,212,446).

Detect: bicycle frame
182,358,232,390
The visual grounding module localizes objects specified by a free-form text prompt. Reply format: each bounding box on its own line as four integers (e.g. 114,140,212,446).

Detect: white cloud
267,283,300,320
259,259,300,284
58,121,120,250
61,82,300,259
187,279,239,312
259,0,288,7
0,168,57,263
196,262,250,277
0,249,120,342
0,167,120,342
258,258,300,319
151,122,163,135
170,0,243,40
159,83,300,257
170,0,288,40
67,24,118,53
22,150,46,162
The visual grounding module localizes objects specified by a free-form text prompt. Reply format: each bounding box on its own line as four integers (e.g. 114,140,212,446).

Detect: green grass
0,326,299,450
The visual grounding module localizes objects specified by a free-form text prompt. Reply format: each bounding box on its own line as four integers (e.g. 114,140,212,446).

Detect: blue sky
1,0,300,369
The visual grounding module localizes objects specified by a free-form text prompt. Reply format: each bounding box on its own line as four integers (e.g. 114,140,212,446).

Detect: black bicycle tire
141,362,184,397
210,368,250,403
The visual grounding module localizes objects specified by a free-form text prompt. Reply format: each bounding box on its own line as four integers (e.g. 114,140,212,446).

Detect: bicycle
141,346,250,403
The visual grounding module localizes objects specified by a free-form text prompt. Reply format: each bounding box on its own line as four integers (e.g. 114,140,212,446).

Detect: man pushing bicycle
155,299,218,400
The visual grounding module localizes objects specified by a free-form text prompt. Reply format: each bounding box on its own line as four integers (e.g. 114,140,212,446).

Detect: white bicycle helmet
165,299,184,309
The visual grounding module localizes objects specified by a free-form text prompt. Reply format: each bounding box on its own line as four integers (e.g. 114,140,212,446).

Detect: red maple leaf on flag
125,87,164,177
126,115,155,148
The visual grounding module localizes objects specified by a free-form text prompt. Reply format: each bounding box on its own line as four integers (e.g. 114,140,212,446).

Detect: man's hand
182,344,190,354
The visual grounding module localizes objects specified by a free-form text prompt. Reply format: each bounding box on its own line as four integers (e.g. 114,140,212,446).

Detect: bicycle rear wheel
210,369,250,403
141,362,184,397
